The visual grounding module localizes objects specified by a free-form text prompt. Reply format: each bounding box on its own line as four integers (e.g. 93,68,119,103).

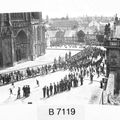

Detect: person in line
17,87,21,99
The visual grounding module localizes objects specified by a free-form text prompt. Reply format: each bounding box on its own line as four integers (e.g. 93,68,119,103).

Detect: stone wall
0,12,46,69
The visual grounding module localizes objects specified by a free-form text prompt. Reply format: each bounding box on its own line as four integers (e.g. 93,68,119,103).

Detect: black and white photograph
0,11,107,105
0,0,120,120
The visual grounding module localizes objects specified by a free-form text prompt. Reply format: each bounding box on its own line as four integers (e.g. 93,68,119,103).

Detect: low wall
106,72,115,95
102,72,115,104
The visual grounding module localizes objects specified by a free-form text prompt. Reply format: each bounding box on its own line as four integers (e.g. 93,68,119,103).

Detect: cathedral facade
0,12,46,68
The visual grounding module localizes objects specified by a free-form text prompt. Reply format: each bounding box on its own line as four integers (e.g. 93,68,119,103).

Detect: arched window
37,26,41,41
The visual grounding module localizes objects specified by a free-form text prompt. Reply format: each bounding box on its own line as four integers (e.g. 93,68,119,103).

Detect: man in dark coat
80,75,83,86
90,73,93,83
9,88,13,96
54,83,57,94
17,87,21,99
22,86,25,97
57,82,60,93
36,79,39,87
50,83,53,96
47,87,49,98
42,86,46,98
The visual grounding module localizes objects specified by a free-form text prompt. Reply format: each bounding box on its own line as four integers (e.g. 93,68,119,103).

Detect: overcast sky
1,0,120,18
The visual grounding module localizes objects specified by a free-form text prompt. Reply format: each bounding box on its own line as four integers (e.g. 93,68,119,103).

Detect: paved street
0,48,104,105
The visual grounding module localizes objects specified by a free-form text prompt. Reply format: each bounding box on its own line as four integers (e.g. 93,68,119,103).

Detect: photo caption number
49,108,76,115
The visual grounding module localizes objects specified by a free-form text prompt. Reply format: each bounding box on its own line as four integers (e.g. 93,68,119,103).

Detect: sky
0,0,120,19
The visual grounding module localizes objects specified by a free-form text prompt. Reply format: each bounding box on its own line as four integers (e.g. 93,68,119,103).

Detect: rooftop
50,19,79,29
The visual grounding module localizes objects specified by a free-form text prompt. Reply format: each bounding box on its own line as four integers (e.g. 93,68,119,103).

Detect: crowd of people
1,46,107,101
42,47,106,99
9,83,31,99
22,85,31,98
42,71,81,98
67,46,105,67
0,52,71,86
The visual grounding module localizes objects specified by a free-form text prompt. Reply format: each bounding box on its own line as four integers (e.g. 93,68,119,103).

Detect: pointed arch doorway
15,30,29,62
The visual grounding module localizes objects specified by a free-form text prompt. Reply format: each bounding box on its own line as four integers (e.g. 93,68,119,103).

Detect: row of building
45,16,115,46
0,12,46,69
48,16,114,33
